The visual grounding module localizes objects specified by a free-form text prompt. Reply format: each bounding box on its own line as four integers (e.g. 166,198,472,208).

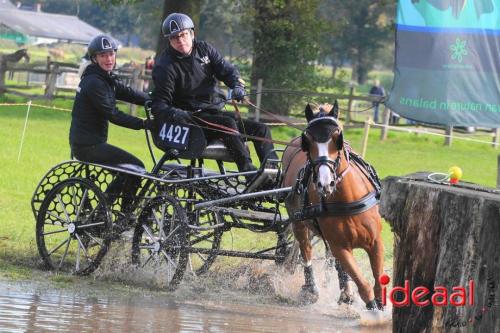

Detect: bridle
302,116,351,197
293,115,380,220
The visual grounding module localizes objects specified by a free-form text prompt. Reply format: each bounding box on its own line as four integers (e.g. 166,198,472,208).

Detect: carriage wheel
161,184,223,276
186,209,224,276
131,195,188,291
36,178,112,275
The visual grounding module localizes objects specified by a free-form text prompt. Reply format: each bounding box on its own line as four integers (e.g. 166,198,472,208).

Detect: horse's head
14,49,30,63
301,101,344,197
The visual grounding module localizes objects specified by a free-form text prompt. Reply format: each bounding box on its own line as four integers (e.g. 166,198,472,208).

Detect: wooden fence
2,59,499,149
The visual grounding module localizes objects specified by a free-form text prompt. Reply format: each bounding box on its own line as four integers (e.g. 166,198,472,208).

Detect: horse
0,49,30,93
1,49,30,64
281,102,384,310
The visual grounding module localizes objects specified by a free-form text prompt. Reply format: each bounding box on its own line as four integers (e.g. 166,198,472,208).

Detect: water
0,247,391,332
0,282,391,332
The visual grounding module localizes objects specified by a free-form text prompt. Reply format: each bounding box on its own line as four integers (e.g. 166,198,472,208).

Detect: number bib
158,122,190,150
153,121,207,159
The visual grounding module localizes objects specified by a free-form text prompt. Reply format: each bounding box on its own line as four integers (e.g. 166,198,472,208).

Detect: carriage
31,102,295,290
31,101,384,310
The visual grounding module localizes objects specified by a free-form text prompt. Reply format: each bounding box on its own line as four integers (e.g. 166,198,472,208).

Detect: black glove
142,118,154,130
232,85,246,102
171,109,192,123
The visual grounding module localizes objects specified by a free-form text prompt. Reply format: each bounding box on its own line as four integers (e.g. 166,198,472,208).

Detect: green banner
387,0,500,127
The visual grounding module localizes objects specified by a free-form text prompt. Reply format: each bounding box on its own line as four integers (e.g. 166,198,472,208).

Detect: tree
320,0,395,84
250,0,323,115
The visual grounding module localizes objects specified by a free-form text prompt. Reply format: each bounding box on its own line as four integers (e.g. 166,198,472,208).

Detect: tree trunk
380,173,500,333
331,64,338,79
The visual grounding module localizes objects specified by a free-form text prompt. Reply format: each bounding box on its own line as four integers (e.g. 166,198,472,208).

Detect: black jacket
69,64,148,146
151,40,241,118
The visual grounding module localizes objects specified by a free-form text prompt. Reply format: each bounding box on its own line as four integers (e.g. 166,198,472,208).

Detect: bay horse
281,102,384,310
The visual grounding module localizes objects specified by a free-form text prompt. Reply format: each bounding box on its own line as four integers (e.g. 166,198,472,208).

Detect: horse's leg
330,245,375,308
323,245,353,305
368,236,385,309
293,221,319,305
335,257,354,305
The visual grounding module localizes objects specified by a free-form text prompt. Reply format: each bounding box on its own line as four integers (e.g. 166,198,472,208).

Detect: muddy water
0,284,390,332
0,250,391,332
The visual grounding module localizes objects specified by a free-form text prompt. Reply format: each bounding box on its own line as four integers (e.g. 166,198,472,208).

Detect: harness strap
293,191,379,221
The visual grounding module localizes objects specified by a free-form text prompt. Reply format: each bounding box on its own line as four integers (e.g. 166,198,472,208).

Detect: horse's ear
336,131,344,150
328,100,339,119
301,133,309,151
305,103,315,122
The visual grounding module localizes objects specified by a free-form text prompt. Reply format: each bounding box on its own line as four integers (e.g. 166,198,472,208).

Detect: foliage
319,0,395,84
249,0,324,115
197,0,251,60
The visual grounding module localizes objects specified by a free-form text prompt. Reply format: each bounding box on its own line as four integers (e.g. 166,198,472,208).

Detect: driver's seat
200,139,238,162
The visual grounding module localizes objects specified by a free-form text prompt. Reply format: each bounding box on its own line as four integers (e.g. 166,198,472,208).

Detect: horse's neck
333,152,374,201
2,50,27,64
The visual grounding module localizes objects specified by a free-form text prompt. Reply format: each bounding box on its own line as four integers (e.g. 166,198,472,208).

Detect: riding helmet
162,13,194,38
87,35,118,59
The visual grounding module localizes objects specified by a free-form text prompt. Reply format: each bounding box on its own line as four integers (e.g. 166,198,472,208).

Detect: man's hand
232,85,246,102
143,118,155,130
172,109,192,123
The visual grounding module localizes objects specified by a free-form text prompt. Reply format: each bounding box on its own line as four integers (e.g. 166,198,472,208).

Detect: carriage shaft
193,187,293,209
187,247,284,261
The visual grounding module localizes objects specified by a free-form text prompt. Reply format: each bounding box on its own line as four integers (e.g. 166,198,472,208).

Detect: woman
69,34,151,217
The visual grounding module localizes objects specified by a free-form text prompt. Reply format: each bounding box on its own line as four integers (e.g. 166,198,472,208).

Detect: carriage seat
199,139,247,162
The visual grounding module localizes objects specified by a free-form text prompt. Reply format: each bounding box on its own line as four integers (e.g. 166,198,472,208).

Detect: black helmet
162,13,194,38
87,35,117,58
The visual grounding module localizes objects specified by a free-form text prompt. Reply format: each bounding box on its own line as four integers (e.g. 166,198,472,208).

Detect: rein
246,100,305,131
191,113,301,148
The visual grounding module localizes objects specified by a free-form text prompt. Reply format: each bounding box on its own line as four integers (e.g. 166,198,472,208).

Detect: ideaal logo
379,261,497,328
379,275,475,307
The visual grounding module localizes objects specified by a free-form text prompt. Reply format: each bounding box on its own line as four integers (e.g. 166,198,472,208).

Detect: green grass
1,96,498,278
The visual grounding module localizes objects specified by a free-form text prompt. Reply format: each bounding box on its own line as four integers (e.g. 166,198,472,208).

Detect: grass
1,95,499,281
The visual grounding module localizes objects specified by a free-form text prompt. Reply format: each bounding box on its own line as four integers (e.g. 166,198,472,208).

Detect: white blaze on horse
281,102,385,311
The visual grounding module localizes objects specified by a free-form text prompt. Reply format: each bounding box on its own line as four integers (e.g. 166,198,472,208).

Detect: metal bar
194,187,292,209
187,247,284,261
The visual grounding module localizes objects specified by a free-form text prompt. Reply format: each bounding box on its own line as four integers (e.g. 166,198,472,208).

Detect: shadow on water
0,242,392,332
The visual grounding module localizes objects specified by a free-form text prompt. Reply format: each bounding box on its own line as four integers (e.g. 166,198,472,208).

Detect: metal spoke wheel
186,208,224,276
36,178,112,275
161,184,223,276
131,195,188,291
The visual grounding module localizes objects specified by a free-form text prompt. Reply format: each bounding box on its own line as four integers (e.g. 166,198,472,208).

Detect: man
151,13,278,173
369,79,385,123
70,34,152,215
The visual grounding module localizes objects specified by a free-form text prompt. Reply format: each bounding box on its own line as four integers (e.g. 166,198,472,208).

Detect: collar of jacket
82,63,114,84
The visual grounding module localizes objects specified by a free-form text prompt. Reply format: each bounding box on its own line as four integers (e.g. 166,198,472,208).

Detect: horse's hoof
337,290,354,305
366,299,384,311
299,284,319,305
375,298,384,310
